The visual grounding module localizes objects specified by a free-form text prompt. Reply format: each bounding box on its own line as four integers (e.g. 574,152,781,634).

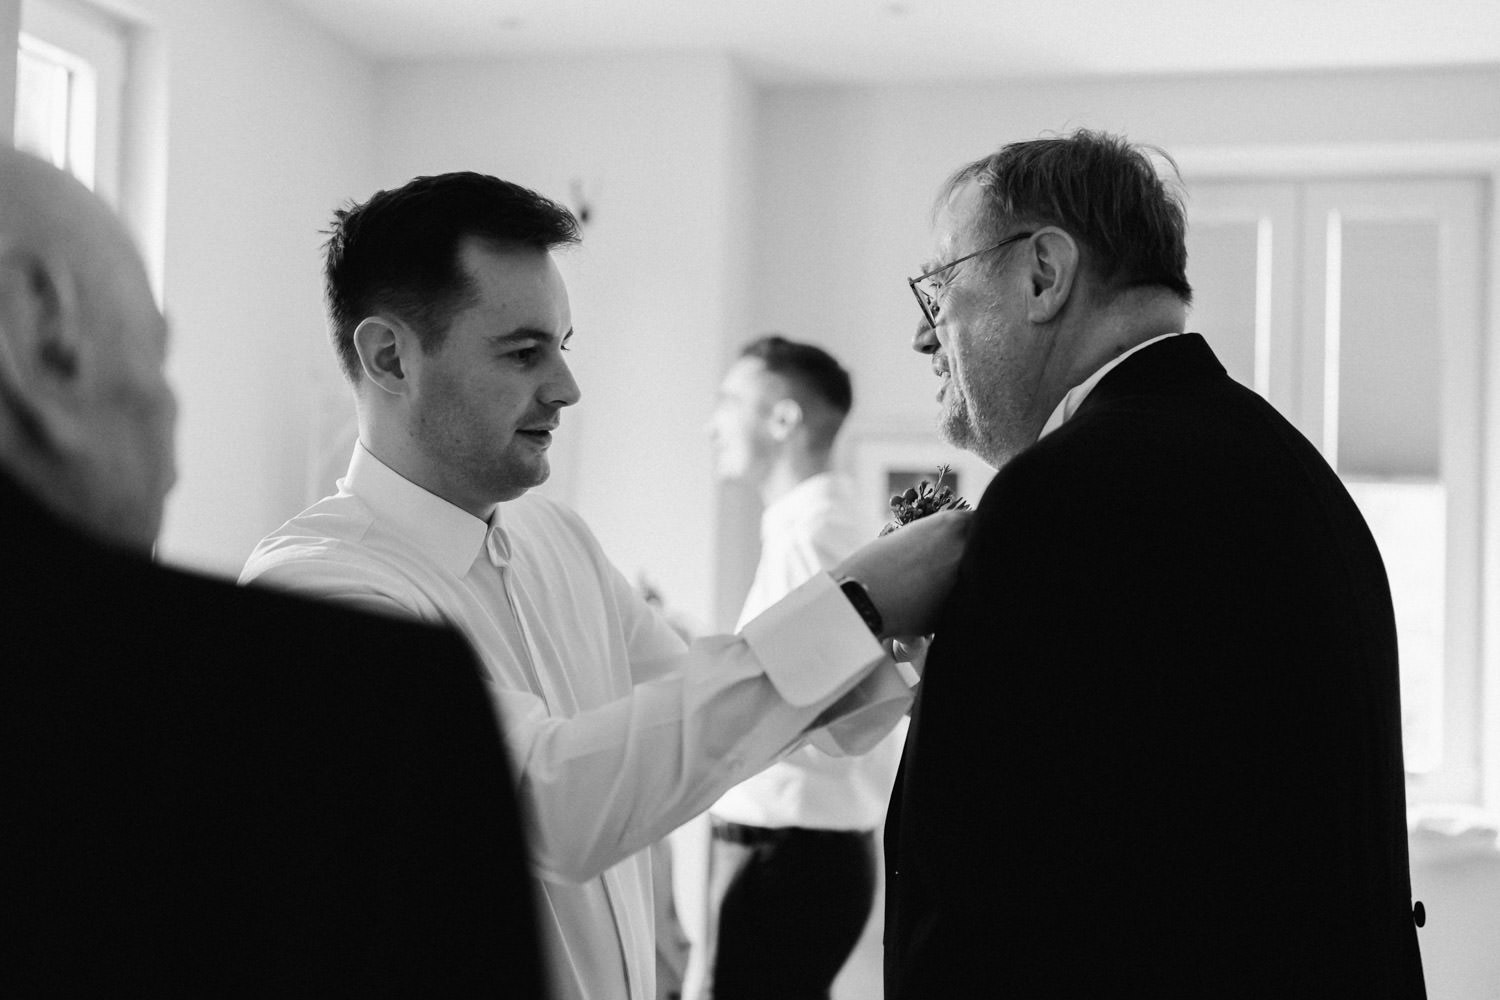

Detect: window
14,31,96,185
11,0,126,205
1185,177,1487,806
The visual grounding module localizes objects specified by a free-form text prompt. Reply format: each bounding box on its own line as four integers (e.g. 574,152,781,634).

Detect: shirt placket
488,530,555,709
486,528,649,1000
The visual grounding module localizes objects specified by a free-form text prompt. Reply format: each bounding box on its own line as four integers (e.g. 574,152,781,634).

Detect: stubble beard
937,389,978,456
937,381,1027,471
938,377,1003,464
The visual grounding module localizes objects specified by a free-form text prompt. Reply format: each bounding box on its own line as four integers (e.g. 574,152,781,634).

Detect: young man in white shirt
241,172,968,1000
702,336,904,1000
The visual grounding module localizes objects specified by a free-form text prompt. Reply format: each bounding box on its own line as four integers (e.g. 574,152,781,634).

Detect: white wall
105,0,378,577
376,54,755,631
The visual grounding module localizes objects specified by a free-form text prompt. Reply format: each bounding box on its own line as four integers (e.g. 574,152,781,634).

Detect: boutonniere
880,465,970,536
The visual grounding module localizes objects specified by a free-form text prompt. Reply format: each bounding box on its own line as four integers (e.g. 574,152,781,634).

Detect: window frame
1178,143,1500,814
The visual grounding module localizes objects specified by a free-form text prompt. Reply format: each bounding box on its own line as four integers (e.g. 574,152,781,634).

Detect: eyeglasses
907,231,1034,330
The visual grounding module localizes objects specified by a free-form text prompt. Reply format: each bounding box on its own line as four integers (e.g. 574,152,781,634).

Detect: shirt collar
343,442,493,576
1037,332,1181,441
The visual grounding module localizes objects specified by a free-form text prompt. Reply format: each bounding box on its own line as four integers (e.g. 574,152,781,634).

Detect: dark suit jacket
885,334,1425,998
2,473,544,996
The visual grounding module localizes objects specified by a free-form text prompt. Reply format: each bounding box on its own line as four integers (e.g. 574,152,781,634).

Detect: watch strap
837,577,884,636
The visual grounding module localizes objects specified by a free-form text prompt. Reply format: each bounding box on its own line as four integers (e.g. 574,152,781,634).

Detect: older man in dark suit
0,146,543,995
884,130,1426,998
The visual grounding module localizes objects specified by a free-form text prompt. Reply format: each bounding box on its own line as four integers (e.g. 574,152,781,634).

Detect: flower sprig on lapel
880,465,970,537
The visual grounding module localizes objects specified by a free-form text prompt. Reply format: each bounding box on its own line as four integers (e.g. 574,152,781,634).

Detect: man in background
0,148,543,993
241,172,969,1000
884,129,1426,998
700,336,902,1000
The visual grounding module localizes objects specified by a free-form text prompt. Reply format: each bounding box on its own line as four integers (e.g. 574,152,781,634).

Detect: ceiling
279,0,1500,83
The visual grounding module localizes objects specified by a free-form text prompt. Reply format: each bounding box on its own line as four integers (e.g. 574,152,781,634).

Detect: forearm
508,573,888,883
505,645,833,882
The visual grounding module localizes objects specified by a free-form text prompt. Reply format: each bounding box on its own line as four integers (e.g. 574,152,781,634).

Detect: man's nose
912,319,939,355
548,357,582,407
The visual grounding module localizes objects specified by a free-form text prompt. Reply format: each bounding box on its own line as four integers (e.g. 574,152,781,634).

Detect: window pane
1305,177,1483,805
1345,479,1445,774
1337,219,1442,479
13,44,71,169
13,31,97,189
1332,218,1446,774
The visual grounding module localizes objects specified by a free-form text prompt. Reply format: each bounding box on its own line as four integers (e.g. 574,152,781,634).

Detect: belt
710,820,870,846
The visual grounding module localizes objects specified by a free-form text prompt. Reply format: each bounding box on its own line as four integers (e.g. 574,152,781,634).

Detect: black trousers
706,821,877,1000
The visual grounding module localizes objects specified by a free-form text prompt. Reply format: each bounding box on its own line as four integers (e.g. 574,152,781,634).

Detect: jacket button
1413,901,1426,928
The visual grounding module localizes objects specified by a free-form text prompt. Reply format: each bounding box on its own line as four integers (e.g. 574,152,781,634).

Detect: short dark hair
323,172,581,383
740,336,853,449
942,129,1192,304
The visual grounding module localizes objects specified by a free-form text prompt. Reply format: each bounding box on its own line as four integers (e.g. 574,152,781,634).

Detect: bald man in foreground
0,149,544,993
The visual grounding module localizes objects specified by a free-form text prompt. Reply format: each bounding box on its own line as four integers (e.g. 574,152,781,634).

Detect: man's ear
0,247,85,449
1023,228,1080,324
767,397,803,442
351,316,411,395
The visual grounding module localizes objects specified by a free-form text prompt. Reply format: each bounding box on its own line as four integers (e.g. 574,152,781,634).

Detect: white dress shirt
710,472,905,831
240,444,910,1000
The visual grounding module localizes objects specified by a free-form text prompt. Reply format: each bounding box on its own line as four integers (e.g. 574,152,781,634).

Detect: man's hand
833,509,970,638
887,635,930,670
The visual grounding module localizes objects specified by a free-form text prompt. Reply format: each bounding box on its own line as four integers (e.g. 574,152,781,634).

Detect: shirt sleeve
511,573,892,883
743,494,915,757
240,549,429,620
248,547,893,885
805,659,914,755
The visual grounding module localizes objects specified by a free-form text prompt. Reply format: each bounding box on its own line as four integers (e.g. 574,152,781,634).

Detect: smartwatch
837,577,884,636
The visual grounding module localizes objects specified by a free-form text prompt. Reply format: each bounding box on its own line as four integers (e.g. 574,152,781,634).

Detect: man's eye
512,347,537,364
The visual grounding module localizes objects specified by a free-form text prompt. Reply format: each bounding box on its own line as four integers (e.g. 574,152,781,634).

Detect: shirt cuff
740,572,886,707
806,659,914,755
